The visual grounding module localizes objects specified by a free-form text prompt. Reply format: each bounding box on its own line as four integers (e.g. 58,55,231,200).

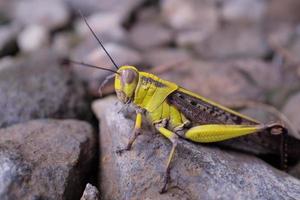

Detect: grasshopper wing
168,88,259,125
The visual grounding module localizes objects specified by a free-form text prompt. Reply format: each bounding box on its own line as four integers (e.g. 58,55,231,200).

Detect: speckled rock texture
92,96,300,200
0,50,91,128
0,119,96,200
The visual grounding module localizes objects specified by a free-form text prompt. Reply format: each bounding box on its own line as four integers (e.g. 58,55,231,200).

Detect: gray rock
13,0,70,30
220,0,267,24
71,41,142,96
289,30,300,63
52,32,74,57
161,0,218,31
0,1,14,18
17,25,50,53
142,47,191,67
283,92,300,139
266,0,300,26
80,183,100,200
267,24,295,48
64,0,146,19
92,96,300,200
194,25,268,59
159,60,263,105
0,119,96,200
129,21,173,50
175,29,212,47
0,50,90,128
231,59,282,91
136,5,160,23
161,0,218,47
75,12,127,43
0,57,14,71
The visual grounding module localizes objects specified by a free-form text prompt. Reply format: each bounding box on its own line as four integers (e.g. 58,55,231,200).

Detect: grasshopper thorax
115,66,139,104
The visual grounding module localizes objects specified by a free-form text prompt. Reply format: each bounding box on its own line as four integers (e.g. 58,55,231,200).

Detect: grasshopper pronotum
70,13,289,193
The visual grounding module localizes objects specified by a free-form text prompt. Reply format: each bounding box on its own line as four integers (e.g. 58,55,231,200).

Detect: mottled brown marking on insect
141,76,165,87
168,91,256,125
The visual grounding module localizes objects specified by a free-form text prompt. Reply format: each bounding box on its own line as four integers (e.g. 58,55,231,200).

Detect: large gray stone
0,119,96,200
0,50,90,128
92,96,300,200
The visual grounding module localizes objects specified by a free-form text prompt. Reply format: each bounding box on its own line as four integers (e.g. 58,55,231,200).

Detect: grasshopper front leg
116,110,143,154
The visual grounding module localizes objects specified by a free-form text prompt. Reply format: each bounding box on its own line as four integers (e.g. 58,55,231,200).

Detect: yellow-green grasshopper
70,13,288,193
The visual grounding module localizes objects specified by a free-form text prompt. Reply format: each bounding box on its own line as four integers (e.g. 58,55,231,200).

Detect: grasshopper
70,13,289,193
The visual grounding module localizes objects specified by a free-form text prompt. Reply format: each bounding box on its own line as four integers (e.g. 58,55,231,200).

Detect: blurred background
0,0,300,199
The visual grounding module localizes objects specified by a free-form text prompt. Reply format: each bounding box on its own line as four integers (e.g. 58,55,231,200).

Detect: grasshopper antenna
63,58,119,74
78,10,119,70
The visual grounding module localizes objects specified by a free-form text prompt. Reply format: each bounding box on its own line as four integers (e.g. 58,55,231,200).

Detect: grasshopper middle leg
155,123,179,193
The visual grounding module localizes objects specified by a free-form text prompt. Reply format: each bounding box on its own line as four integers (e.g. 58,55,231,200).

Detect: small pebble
17,25,49,53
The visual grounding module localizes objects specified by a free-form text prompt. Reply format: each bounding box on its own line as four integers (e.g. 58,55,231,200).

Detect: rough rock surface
80,183,101,200
0,50,90,128
92,96,300,200
0,119,96,200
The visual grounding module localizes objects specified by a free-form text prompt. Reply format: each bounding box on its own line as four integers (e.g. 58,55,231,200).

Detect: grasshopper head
115,66,139,103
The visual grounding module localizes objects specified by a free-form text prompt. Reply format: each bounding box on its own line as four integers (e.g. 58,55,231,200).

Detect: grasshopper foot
115,146,131,155
159,168,170,194
116,128,142,155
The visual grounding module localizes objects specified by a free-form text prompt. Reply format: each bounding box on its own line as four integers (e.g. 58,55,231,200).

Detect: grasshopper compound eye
121,69,138,85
